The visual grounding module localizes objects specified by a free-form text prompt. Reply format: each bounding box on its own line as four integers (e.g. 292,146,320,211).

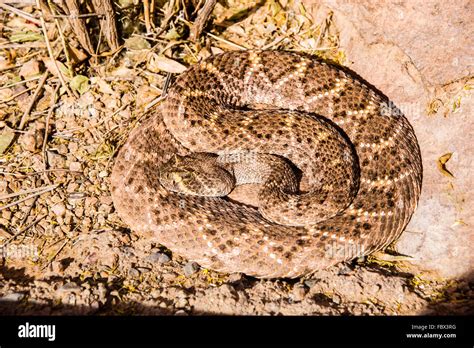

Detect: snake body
110,50,422,278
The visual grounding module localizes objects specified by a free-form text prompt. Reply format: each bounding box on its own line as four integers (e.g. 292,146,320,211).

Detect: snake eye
160,172,170,181
177,169,195,181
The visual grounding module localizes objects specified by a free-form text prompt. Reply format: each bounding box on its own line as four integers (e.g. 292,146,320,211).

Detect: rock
97,283,107,304
175,298,188,309
57,143,68,155
1,292,25,302
128,267,140,277
69,161,82,172
174,309,188,316
337,264,353,276
46,151,66,168
264,301,280,314
290,284,308,302
147,252,171,264
305,0,473,280
304,279,320,288
90,300,100,309
227,273,244,283
110,290,119,298
56,282,81,294
183,261,200,277
219,284,239,302
332,294,342,305
150,290,161,299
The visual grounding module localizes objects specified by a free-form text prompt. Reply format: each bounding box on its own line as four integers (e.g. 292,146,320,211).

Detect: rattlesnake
110,50,422,278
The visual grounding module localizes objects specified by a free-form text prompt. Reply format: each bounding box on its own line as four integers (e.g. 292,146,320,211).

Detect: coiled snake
110,50,422,278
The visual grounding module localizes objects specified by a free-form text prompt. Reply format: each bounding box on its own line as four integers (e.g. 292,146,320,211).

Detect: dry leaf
110,66,136,78
164,27,181,40
437,153,455,178
67,45,88,65
148,54,187,74
93,78,115,95
0,126,15,154
135,85,161,108
36,92,53,112
7,17,38,31
227,25,246,36
69,75,90,95
0,88,13,102
42,58,71,79
9,31,43,43
124,36,151,50
210,47,224,55
19,59,41,78
0,57,12,71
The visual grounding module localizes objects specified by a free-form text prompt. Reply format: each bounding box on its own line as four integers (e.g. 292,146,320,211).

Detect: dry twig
36,0,77,98
0,2,42,25
190,0,216,42
42,84,61,185
91,0,120,50
18,71,49,130
0,184,59,212
4,214,47,246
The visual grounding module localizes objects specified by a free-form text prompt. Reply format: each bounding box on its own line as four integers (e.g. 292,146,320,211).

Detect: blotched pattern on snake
110,50,422,278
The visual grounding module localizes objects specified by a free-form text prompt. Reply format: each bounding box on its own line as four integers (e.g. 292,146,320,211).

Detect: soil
0,0,472,316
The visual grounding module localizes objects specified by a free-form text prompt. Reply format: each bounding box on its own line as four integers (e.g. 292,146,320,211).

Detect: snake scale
110,50,422,278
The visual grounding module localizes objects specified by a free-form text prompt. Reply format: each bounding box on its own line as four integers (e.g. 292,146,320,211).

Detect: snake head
159,159,198,193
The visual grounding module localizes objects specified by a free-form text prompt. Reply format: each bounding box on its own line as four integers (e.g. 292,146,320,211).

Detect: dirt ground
0,1,472,315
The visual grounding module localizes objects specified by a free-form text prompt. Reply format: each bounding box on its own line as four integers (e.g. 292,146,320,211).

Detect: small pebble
338,264,352,275
110,290,120,297
128,267,140,277
290,284,308,302
19,133,36,152
51,202,66,217
175,298,188,309
332,294,342,305
147,252,170,264
56,282,81,294
136,266,151,273
1,292,25,302
304,279,319,288
227,273,243,283
69,161,82,172
150,290,161,299
174,310,188,316
97,283,107,304
183,261,200,277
